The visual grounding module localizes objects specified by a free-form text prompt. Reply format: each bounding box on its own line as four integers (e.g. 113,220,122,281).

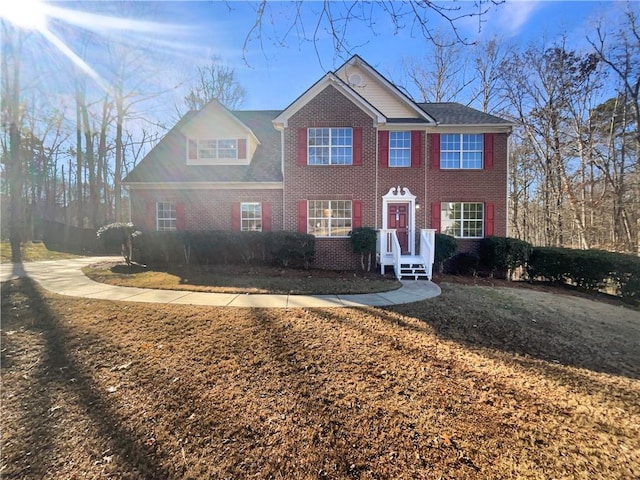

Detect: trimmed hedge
479,236,533,279
528,247,640,303
435,233,457,274
132,230,316,269
450,252,480,275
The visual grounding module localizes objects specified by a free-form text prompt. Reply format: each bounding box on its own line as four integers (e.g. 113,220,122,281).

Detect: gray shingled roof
123,110,283,184
124,100,511,185
418,102,512,125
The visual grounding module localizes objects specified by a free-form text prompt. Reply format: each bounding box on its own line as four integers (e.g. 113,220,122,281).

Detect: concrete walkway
0,256,441,308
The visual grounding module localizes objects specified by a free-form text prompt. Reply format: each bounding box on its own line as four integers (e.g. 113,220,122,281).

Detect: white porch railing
377,229,395,274
419,229,436,280
377,228,436,281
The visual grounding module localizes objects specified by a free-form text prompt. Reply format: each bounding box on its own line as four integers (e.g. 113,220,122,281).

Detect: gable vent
348,73,363,87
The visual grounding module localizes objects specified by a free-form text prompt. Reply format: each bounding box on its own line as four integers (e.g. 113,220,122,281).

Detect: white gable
180,99,259,165
335,57,432,122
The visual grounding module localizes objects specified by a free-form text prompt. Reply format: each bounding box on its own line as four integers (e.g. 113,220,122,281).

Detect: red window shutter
176,202,185,230
484,133,494,169
231,202,241,231
297,128,307,165
237,138,247,160
352,200,363,228
431,202,441,232
297,200,307,233
262,202,272,232
378,130,389,168
188,139,197,160
411,130,422,167
353,127,363,166
485,202,495,237
430,133,440,170
146,201,156,231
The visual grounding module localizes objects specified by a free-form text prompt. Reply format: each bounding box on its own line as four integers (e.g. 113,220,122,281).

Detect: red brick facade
126,63,510,270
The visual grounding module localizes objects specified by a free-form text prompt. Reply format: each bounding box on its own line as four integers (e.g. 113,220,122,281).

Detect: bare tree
240,1,504,67
183,56,246,112
1,23,25,261
402,33,473,103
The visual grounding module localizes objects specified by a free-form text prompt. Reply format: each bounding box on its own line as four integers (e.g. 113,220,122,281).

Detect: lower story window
157,201,176,231
308,200,352,237
441,202,484,238
241,202,262,231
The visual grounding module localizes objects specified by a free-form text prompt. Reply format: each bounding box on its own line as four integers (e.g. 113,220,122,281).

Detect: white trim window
308,200,352,237
241,202,262,231
156,201,176,231
441,202,484,238
308,128,353,165
440,133,483,169
389,131,411,167
197,139,238,160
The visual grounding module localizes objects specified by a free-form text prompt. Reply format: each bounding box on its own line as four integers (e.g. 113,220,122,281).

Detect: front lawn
2,278,639,479
82,261,401,295
0,241,82,263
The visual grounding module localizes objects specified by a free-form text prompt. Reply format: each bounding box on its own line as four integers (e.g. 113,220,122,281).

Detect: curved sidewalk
0,256,441,308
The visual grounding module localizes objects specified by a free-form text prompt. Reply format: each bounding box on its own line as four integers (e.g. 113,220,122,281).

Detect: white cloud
495,1,542,37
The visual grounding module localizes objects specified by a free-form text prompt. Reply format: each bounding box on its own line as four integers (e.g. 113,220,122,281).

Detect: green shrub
267,231,315,269
528,247,640,303
132,231,185,266
97,222,141,263
434,233,457,274
479,236,533,279
349,227,377,271
450,252,480,275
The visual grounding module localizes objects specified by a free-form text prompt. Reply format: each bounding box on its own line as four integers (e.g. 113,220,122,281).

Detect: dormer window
187,138,247,165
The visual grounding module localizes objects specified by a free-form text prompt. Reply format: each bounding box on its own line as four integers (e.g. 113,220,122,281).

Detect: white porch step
399,255,429,280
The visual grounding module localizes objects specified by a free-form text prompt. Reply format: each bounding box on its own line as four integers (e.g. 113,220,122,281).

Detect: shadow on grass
382,285,640,382
1,278,175,478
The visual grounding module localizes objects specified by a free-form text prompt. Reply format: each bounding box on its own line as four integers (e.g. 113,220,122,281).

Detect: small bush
97,223,140,262
349,227,377,271
435,233,457,273
450,252,480,275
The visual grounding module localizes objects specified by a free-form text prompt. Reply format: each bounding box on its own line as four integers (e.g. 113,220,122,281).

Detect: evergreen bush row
479,236,533,279
129,230,316,269
527,247,639,302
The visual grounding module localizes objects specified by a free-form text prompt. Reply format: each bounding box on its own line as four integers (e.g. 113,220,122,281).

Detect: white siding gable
181,101,258,165
335,64,418,119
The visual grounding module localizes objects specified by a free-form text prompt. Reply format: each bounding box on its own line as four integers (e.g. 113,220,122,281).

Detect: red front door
388,204,409,254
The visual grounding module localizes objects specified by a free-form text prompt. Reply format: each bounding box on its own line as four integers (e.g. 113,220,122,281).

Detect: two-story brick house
123,55,512,276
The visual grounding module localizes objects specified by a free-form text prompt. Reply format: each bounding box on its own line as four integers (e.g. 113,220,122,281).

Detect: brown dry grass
1,278,639,479
82,261,401,295
0,241,81,263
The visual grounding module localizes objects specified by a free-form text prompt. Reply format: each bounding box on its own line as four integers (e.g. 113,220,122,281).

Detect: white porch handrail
390,231,402,280
419,229,436,280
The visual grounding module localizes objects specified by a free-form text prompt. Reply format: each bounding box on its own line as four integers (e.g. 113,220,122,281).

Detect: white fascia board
273,73,386,129
124,182,283,190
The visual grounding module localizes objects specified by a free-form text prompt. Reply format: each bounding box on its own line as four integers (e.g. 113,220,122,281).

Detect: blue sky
158,0,623,110
2,1,632,121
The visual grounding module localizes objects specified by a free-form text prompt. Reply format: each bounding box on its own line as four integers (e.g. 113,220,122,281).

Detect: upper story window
441,202,484,238
194,139,237,160
308,200,352,237
389,131,411,167
440,133,483,169
241,202,262,231
156,201,176,231
308,128,353,165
